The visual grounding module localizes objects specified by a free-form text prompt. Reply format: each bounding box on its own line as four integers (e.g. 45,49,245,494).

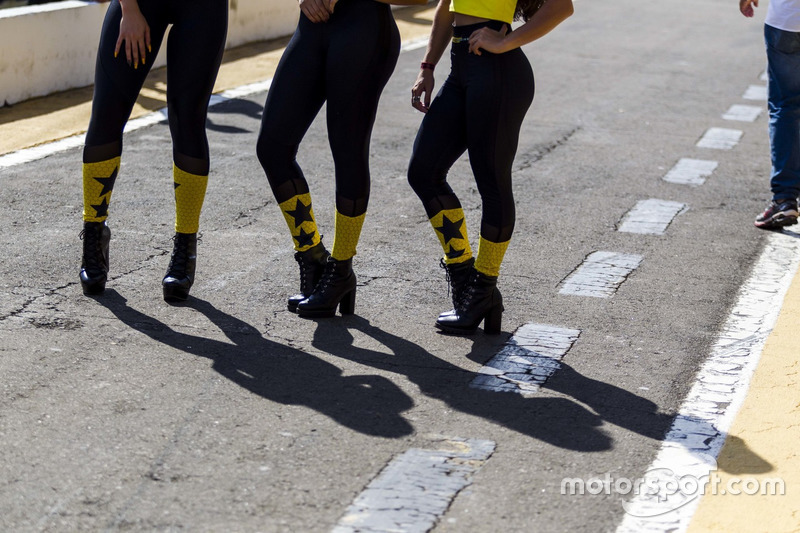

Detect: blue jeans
766,24,800,200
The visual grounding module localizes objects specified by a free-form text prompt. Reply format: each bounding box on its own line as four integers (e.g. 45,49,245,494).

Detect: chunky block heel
482,303,504,335
338,289,356,315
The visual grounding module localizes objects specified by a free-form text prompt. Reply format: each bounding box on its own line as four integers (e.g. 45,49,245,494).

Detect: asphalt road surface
0,0,790,531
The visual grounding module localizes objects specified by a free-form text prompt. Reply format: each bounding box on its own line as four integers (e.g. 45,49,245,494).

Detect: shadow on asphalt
97,289,415,439
311,316,619,451
94,290,686,453
205,98,264,134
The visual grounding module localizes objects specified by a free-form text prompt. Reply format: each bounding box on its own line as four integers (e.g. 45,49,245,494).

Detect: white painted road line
722,104,762,122
333,438,495,533
615,231,800,532
617,199,687,235
696,128,743,150
559,251,643,298
662,158,718,186
470,323,581,396
743,84,767,101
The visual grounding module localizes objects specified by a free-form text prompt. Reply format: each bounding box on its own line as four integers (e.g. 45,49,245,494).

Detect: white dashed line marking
722,104,762,122
559,251,643,298
696,128,742,150
333,438,495,533
662,158,718,186
617,199,687,235
742,84,767,101
615,231,800,532
470,323,580,396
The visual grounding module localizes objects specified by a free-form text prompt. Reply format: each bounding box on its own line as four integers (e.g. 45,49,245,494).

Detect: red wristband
420,62,435,71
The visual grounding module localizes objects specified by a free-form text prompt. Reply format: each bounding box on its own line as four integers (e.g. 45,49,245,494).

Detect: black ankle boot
440,257,475,309
288,242,330,313
297,257,356,318
80,221,111,295
162,232,197,302
436,269,503,335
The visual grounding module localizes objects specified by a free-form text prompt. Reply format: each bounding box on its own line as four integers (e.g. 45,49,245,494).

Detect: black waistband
452,20,506,39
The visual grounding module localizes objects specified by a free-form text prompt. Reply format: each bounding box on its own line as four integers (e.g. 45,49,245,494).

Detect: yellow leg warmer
279,193,322,252
173,164,208,234
82,157,120,223
474,236,510,277
429,208,473,265
331,210,366,261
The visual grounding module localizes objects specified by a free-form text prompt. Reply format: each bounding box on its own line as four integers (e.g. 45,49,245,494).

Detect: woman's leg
407,77,472,265
82,0,168,224
435,36,534,335
295,0,401,318
464,48,534,278
255,14,330,311
256,15,327,255
164,0,227,234
80,0,168,295
324,0,400,261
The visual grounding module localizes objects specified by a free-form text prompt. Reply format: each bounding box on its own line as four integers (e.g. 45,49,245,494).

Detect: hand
468,24,510,56
411,69,434,113
299,0,335,23
739,0,758,17
114,2,151,69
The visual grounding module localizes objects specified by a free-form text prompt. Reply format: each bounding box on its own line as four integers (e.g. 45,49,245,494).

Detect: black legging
408,21,534,243
84,0,228,175
256,0,400,217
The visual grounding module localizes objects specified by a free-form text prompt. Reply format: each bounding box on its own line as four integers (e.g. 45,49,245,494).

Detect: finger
145,26,152,56
114,35,122,58
138,38,147,66
131,38,140,69
125,38,133,65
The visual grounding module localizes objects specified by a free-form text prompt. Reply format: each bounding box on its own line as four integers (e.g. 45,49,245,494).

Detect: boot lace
440,258,453,300
80,227,103,270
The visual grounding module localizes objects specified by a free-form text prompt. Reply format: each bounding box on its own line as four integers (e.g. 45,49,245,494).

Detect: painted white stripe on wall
696,128,742,150
722,104,762,122
618,199,687,235
662,158,718,186
333,438,495,533
743,84,767,101
559,251,643,298
615,231,800,532
470,323,580,396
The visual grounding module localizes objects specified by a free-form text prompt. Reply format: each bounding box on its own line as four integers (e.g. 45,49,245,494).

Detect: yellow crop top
450,0,516,24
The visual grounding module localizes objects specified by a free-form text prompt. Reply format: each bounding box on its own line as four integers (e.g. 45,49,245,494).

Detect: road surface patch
470,323,581,396
333,438,495,533
559,252,643,298
617,199,686,235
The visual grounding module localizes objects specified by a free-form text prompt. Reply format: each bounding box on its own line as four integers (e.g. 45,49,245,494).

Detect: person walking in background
407,0,573,334
256,0,425,319
79,0,228,301
742,0,800,229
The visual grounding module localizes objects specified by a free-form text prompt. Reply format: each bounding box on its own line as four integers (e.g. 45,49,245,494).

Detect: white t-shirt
767,0,800,32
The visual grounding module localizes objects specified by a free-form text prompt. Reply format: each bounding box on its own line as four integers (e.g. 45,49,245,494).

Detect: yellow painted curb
687,250,800,533
0,4,434,157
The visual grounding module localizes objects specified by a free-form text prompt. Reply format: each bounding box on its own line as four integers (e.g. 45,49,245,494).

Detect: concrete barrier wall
0,0,299,106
